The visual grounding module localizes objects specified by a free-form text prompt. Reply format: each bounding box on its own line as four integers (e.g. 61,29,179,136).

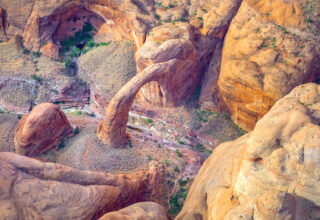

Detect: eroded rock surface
0,152,159,219
99,202,171,220
14,103,73,156
135,23,200,107
218,0,320,130
177,83,320,219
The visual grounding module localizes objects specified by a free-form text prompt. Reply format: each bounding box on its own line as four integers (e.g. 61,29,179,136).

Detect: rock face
39,41,60,60
99,202,171,220
0,0,35,40
218,0,320,130
0,152,158,219
135,23,200,107
0,7,6,41
177,83,320,219
14,103,73,156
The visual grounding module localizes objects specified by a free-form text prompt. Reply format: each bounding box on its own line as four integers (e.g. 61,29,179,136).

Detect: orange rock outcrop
99,202,172,220
218,0,320,130
14,103,73,156
177,83,320,219
0,152,162,219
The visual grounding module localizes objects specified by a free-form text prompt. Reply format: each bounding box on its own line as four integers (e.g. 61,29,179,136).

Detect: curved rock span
14,103,73,156
0,152,163,219
97,59,180,148
177,83,320,219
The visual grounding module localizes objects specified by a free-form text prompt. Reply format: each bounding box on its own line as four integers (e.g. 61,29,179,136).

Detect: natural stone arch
97,59,180,148
22,0,137,54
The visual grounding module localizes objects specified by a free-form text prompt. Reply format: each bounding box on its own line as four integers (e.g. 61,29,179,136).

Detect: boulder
40,41,60,60
14,103,73,156
177,83,320,219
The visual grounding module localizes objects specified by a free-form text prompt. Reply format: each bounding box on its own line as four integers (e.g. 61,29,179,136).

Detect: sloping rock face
177,83,320,219
0,152,158,219
135,23,200,107
218,0,320,130
99,202,171,220
14,103,73,156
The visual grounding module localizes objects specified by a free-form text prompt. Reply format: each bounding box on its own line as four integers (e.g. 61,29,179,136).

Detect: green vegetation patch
169,178,190,216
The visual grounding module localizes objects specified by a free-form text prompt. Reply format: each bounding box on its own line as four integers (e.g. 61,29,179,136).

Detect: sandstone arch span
97,59,182,148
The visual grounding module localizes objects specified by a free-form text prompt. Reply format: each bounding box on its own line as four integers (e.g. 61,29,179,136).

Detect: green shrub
31,51,41,58
146,118,152,124
175,149,183,157
58,140,65,150
61,22,94,54
128,140,133,148
75,110,82,116
31,74,42,83
169,178,189,216
176,138,185,145
174,166,180,172
74,126,80,135
100,41,111,47
197,17,203,21
22,48,30,54
64,57,72,68
70,46,81,57
154,14,160,20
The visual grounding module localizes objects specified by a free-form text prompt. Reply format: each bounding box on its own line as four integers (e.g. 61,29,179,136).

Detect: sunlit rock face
0,152,163,219
14,103,73,156
177,83,320,220
99,202,172,220
218,0,320,131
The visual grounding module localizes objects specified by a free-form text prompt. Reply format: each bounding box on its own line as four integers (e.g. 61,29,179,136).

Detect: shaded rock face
0,7,6,41
218,0,320,130
177,83,320,219
99,202,171,220
14,103,73,156
0,152,160,219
